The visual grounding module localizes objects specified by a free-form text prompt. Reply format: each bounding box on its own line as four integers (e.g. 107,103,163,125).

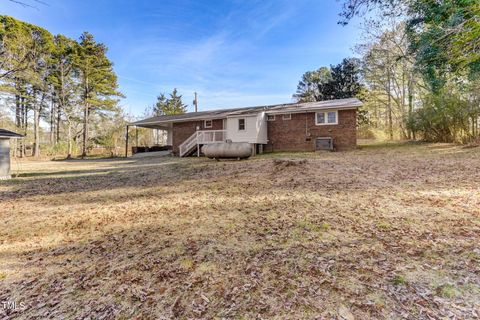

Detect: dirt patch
272,158,308,169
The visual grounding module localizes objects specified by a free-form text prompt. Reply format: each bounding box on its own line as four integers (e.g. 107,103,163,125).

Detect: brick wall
171,110,357,155
172,119,224,155
264,109,357,152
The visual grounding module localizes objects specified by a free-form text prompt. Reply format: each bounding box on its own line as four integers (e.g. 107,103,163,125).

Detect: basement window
204,120,212,128
238,118,246,131
267,115,275,121
283,114,291,120
316,110,338,125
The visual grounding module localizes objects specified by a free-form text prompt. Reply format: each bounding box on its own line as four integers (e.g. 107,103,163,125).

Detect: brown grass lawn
0,143,479,319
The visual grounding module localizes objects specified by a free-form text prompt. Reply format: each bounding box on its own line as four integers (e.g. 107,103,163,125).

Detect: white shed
0,129,24,180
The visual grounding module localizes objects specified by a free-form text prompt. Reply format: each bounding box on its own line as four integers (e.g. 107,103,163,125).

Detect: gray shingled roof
0,129,24,138
131,98,362,127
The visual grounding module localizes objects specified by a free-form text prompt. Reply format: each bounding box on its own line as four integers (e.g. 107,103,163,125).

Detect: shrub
407,90,479,143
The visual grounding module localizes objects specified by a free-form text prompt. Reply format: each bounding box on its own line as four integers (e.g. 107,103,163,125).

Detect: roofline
0,130,24,138
130,98,362,126
131,106,359,125
226,113,263,118
265,105,359,115
129,116,227,126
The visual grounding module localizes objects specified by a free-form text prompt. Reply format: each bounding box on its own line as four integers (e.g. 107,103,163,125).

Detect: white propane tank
202,140,252,159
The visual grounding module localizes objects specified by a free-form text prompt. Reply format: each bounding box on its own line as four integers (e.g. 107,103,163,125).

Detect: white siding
0,138,11,179
257,112,268,143
225,112,267,144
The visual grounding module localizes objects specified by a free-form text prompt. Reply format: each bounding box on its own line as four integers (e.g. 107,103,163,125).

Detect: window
267,115,275,121
316,138,333,150
204,120,212,128
316,112,325,125
327,112,337,124
316,110,338,125
238,118,246,131
282,114,291,120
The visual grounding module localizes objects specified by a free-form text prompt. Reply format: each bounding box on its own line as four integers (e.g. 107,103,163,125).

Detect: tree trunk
33,91,40,158
82,72,90,159
14,92,21,158
21,95,27,158
82,103,89,158
387,54,393,140
401,65,407,140
57,64,65,145
33,107,40,157
56,103,61,144
407,73,414,140
475,116,478,138
50,100,55,144
67,117,73,159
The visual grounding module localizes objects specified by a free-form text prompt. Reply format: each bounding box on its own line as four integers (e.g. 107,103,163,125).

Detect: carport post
125,125,129,158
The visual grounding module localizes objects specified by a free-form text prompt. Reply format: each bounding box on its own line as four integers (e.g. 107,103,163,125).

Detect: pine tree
152,88,187,116
74,32,123,158
153,93,168,116
167,88,187,115
50,34,79,158
31,28,54,157
0,16,36,80
1,16,129,158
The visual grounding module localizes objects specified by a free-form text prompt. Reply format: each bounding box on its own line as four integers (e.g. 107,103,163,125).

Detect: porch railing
179,130,227,157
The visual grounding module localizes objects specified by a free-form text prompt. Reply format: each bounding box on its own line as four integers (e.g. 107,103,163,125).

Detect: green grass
437,284,460,298
393,275,407,286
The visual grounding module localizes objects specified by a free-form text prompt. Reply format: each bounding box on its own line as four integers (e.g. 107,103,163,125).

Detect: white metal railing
179,130,226,157
179,132,197,157
197,130,226,144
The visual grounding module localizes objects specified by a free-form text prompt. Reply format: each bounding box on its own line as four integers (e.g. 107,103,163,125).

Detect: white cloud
3,0,363,118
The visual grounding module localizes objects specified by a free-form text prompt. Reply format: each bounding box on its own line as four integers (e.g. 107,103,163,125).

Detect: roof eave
130,116,227,127
265,104,361,115
226,113,262,118
130,98,363,126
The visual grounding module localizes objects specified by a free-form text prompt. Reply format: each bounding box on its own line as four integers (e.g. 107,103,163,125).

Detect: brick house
129,98,362,157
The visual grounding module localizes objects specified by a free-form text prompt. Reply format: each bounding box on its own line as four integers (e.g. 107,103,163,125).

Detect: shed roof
0,129,24,138
131,98,362,128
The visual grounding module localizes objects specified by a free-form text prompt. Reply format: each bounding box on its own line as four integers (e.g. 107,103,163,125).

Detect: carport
125,119,173,157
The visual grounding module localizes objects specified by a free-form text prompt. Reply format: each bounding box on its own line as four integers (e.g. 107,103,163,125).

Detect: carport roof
131,98,362,128
0,129,24,138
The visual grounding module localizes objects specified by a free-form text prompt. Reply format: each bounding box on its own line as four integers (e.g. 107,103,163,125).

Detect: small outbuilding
0,129,24,180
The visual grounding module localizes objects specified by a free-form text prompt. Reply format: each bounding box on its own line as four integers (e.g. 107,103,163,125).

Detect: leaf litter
0,143,478,319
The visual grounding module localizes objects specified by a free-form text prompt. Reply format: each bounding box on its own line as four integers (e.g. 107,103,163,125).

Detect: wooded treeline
2,0,478,161
296,0,480,143
0,15,125,158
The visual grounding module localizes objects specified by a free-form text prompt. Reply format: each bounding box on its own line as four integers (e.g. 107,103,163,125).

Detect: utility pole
193,92,198,113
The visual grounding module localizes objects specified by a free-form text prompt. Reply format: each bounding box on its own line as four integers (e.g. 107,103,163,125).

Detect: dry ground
0,142,479,319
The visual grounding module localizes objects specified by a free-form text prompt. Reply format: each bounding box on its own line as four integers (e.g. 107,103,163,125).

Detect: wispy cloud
118,1,302,95
3,0,362,115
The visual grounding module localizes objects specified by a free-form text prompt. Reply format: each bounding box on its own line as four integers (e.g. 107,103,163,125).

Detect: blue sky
1,0,362,117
